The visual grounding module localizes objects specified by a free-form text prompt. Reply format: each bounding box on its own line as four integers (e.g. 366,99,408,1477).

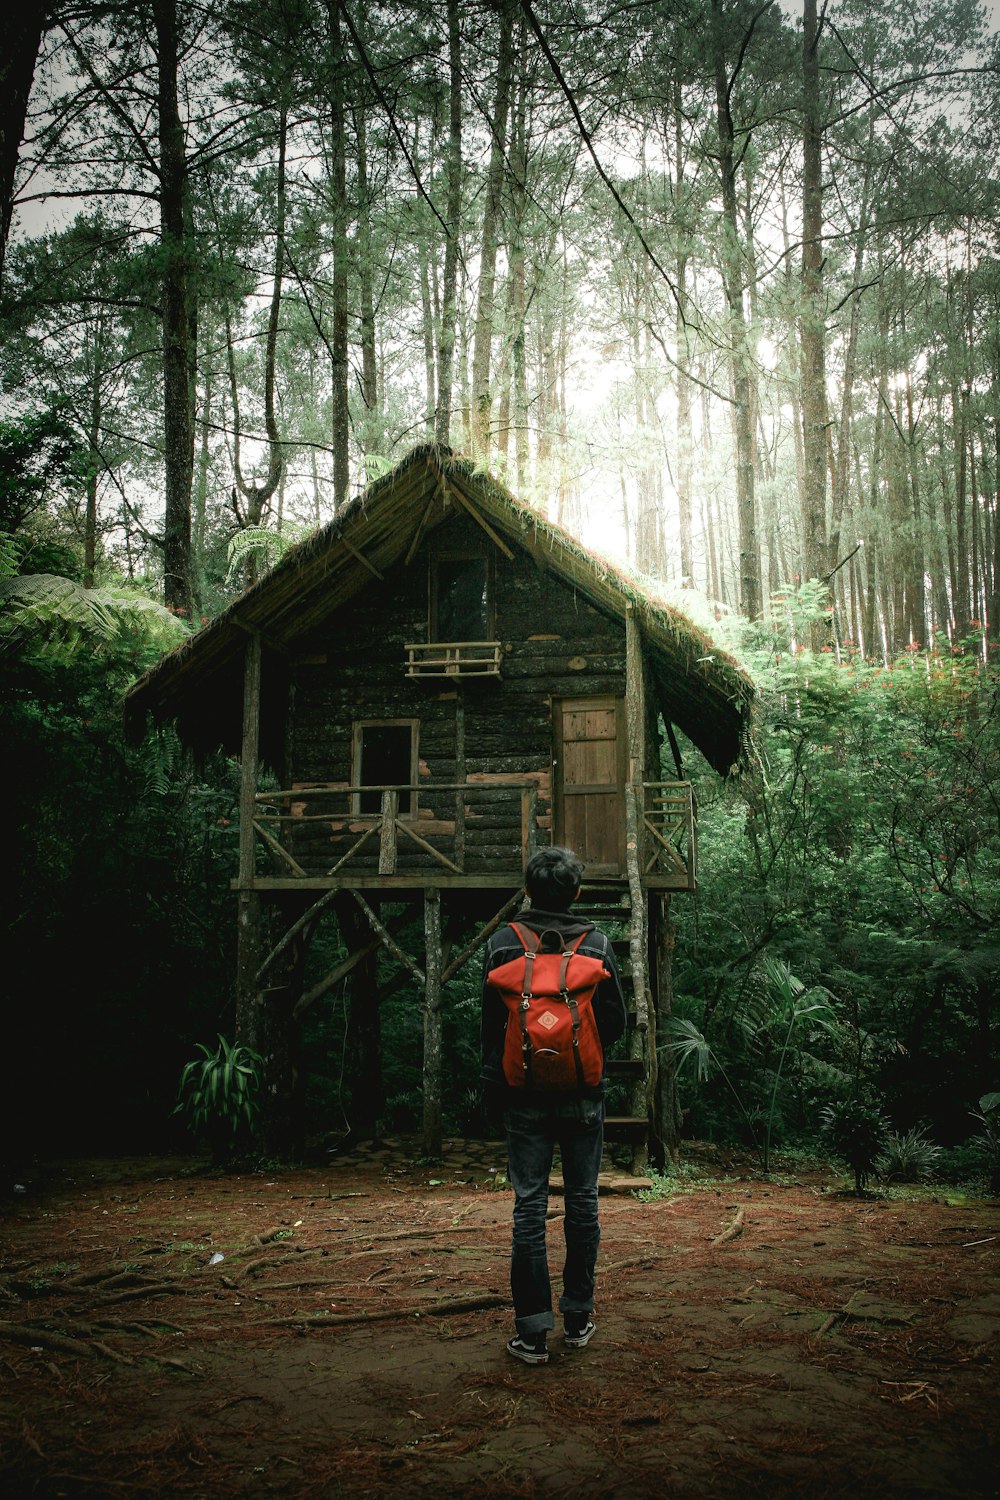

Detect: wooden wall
279,511,637,879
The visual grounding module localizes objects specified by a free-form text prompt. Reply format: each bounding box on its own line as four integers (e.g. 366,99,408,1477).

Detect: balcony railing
248,779,695,887
404,641,502,678
641,780,696,887
252,779,540,880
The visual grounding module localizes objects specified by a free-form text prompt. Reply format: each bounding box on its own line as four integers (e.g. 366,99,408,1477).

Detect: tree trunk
470,0,514,460
228,104,286,561
435,0,462,447
83,318,103,588
328,2,350,506
0,3,46,291
154,0,194,615
800,0,828,614
355,89,379,470
712,0,761,620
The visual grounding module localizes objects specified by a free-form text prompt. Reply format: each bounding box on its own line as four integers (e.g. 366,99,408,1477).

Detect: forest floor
0,1139,997,1500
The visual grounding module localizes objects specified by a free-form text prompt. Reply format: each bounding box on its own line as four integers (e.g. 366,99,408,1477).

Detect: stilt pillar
422,889,444,1157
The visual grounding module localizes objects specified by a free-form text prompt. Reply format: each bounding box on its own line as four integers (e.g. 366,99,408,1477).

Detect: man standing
481,846,627,1364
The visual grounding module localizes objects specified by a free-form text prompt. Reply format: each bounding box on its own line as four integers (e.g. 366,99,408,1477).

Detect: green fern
225,522,310,583
0,573,188,659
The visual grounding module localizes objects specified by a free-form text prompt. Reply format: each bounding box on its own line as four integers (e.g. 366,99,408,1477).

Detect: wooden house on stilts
127,446,755,1169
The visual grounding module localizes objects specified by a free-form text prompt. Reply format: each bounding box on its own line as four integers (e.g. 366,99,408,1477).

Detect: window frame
351,718,420,818
428,550,495,643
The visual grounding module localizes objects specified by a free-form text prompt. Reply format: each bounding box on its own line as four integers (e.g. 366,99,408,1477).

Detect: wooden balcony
239,779,696,892
404,641,502,678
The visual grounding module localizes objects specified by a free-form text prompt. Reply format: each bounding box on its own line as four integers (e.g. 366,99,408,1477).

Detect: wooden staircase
574,886,649,1155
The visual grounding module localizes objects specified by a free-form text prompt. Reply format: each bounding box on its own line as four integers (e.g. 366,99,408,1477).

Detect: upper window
352,720,418,816
430,554,493,642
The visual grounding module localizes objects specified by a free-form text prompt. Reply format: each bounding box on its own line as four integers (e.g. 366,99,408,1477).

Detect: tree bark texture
328,1,350,506
435,0,463,447
154,0,195,614
470,0,514,460
800,0,828,608
712,0,761,619
0,1,46,290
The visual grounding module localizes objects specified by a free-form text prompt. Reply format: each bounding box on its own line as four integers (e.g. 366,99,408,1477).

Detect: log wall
282,512,630,878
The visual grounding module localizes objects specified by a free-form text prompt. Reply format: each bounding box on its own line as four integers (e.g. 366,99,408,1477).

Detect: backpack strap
508,924,538,1087
556,933,589,1090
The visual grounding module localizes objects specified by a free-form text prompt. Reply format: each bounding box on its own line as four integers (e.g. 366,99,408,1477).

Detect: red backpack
489,923,609,1092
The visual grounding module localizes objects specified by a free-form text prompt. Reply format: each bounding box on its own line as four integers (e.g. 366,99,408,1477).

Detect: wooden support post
624,605,651,1174
652,892,682,1166
236,631,263,1051
441,888,523,983
351,892,424,983
378,789,398,874
454,692,466,872
521,783,538,865
422,889,444,1158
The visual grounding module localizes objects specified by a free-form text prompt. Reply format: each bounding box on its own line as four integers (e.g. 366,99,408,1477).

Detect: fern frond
225,523,310,583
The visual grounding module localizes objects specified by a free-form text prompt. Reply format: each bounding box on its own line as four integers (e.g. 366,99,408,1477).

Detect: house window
352,720,418,816
431,554,493,641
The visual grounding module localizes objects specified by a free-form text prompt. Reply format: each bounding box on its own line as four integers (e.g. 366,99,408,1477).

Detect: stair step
604,1058,644,1077
603,1115,648,1134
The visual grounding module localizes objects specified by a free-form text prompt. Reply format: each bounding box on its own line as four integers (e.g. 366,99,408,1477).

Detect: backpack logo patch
538,1010,558,1031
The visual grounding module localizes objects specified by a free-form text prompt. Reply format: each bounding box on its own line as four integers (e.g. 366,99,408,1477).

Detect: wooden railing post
454,693,466,872
422,889,443,1157
521,783,538,865
236,630,262,1052
378,789,398,874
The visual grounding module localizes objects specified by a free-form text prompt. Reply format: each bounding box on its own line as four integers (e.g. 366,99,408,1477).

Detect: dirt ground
1,1139,997,1500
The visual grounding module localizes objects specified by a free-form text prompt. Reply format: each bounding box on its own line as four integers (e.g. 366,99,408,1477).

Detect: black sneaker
564,1317,596,1348
507,1334,549,1365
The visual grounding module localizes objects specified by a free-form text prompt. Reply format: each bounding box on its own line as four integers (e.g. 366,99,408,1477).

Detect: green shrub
174,1035,262,1165
820,1096,890,1193
875,1126,942,1183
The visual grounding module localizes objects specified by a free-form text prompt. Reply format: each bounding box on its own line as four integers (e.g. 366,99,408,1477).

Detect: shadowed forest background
1,0,998,1185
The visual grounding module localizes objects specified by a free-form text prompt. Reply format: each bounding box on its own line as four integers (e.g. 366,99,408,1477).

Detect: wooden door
553,696,626,875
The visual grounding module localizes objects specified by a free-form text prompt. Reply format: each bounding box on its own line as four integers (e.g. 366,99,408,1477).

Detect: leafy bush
175,1036,263,1165
820,1096,890,1193
968,1092,1000,1192
875,1126,942,1183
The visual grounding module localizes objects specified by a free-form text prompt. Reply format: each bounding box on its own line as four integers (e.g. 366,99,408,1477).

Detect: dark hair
524,847,584,910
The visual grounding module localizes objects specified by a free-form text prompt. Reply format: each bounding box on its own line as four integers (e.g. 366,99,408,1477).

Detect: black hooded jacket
480,907,628,1100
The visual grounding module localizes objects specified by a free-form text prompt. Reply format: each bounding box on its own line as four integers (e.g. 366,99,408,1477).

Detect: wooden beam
395,816,462,873
441,889,523,983
443,478,515,559
252,819,307,877
404,494,436,565
454,693,466,872
235,630,263,1050
291,906,415,1019
232,616,291,659
238,631,262,889
624,608,649,1030
340,533,384,579
351,891,424,984
378,789,398,874
292,940,379,1019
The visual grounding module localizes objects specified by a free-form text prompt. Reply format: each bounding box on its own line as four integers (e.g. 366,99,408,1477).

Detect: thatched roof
125,445,756,776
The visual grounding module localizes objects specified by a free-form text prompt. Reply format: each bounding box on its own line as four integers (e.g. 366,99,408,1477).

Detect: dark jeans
503,1096,605,1338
